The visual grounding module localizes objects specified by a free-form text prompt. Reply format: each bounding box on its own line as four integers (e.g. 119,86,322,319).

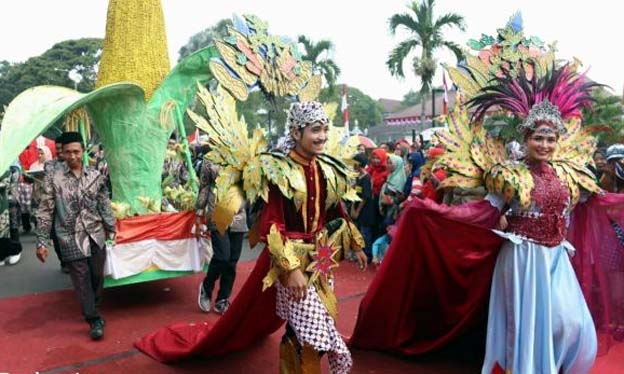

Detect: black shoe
214,299,230,315
89,319,104,340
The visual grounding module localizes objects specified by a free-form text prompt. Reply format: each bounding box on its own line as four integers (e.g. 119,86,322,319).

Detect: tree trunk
420,93,427,130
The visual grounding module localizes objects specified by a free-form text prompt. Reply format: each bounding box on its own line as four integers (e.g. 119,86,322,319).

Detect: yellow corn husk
95,0,171,100
63,107,92,140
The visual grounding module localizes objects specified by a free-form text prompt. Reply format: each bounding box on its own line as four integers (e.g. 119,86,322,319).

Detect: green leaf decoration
467,39,484,50
0,83,143,176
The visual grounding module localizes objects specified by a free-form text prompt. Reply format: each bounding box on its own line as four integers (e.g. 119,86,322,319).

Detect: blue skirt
482,233,597,374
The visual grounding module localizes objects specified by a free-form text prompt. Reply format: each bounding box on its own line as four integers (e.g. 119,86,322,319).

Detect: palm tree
387,0,465,125
582,88,624,145
298,35,341,93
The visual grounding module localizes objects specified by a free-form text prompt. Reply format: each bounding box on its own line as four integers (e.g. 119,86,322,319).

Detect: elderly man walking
36,132,116,340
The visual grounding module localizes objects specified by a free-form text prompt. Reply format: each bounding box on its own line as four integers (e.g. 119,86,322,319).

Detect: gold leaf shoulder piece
259,152,306,205
209,60,249,101
484,161,534,209
317,153,351,177
317,154,357,206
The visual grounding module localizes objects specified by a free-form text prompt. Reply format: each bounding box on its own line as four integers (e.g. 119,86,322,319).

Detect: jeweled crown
518,99,566,135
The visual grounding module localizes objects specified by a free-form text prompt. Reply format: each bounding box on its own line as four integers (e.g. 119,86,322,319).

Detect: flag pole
341,84,350,135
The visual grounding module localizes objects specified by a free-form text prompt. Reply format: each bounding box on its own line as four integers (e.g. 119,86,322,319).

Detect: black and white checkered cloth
276,282,352,374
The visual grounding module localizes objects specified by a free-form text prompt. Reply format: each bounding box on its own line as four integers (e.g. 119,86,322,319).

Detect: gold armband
263,225,307,291
266,224,301,272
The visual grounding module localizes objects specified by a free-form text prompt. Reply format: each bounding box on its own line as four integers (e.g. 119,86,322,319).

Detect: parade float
0,0,354,286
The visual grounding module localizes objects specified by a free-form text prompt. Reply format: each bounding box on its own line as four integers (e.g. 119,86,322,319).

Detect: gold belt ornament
262,219,364,320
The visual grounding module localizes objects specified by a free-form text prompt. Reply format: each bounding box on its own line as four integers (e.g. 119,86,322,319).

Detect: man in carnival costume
268,101,368,372
137,102,367,374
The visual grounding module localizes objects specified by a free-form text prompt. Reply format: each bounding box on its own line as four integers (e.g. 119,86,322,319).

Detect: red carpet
0,259,622,373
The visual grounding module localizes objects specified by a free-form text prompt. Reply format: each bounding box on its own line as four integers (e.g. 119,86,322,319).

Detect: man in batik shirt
36,132,116,340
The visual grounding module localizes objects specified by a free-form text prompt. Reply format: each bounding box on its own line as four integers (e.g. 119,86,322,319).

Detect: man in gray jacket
195,159,248,315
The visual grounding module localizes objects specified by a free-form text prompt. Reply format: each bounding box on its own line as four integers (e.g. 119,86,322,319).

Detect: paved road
0,230,258,299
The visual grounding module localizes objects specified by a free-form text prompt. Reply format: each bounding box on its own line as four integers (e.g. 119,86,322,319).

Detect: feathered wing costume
351,15,624,370
135,86,363,369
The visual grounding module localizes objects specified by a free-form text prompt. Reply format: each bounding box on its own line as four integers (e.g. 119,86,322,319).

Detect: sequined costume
483,162,596,373
351,14,610,374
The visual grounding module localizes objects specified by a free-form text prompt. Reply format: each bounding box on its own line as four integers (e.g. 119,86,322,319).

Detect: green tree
0,38,102,109
387,0,465,124
178,19,232,61
582,88,624,145
401,89,423,108
298,35,341,93
236,90,290,139
320,85,384,128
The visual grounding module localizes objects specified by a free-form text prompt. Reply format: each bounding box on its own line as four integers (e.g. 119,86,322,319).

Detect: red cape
135,194,624,362
135,249,285,361
350,193,624,355
349,198,502,354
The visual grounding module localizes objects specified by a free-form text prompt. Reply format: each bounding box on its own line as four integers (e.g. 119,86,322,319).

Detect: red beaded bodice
506,162,570,247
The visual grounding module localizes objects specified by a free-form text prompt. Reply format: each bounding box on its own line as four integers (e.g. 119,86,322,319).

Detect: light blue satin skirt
482,233,597,374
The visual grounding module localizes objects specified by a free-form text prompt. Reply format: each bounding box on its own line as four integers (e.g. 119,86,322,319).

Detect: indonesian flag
341,84,349,133
187,129,200,144
442,72,449,115
105,211,212,280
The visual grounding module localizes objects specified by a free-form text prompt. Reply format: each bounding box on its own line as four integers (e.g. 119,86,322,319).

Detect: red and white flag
341,84,349,133
442,72,449,115
187,129,200,144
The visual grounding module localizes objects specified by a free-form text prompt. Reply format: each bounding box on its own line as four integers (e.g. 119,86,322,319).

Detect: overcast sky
1,0,621,101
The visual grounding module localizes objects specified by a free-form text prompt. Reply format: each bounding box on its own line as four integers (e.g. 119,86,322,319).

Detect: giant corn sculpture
0,0,322,217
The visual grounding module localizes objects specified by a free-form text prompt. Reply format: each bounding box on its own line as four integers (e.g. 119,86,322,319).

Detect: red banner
116,211,195,244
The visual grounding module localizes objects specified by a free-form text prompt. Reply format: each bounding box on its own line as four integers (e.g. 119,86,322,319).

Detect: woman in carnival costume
351,15,623,374
469,65,600,374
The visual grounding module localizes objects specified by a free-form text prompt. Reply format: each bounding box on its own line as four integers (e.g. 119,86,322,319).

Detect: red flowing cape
134,249,285,361
350,193,624,355
568,193,624,353
349,198,502,354
135,194,624,362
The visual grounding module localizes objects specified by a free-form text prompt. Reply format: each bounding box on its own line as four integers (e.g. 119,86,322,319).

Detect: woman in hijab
403,150,426,200
367,148,390,239
367,148,390,197
29,146,52,172
372,154,406,266
379,155,407,230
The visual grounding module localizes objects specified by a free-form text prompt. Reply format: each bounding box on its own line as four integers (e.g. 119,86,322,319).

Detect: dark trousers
51,225,64,266
21,213,32,232
202,230,244,301
66,240,106,323
357,224,373,261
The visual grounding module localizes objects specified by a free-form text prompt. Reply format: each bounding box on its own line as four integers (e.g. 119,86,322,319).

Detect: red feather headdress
467,64,602,134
